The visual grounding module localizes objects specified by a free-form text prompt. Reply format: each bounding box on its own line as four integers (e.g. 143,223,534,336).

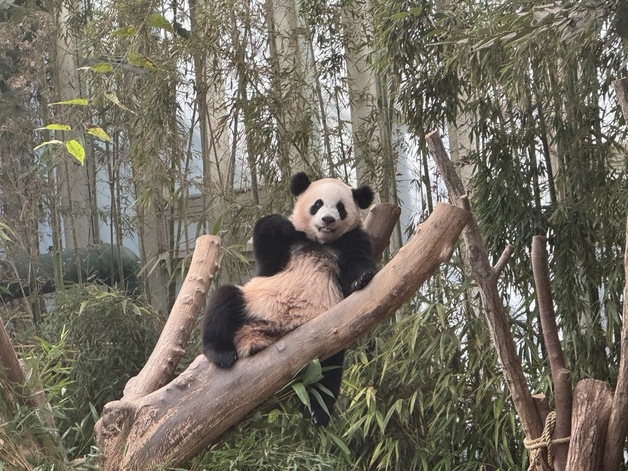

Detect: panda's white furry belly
235,247,343,357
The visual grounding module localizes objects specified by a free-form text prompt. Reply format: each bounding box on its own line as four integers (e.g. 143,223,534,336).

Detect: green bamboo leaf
301,359,323,385
48,98,89,106
290,382,310,408
65,139,86,165
127,51,157,70
36,123,71,131
84,125,112,142
326,430,351,456
83,62,114,73
111,26,136,36
147,13,175,33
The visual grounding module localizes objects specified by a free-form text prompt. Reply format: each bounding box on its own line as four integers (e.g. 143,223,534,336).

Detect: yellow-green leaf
104,91,136,114
84,125,112,142
85,62,114,73
65,139,86,165
48,98,89,106
111,26,136,36
34,140,63,150
147,13,175,33
127,51,157,70
36,123,71,131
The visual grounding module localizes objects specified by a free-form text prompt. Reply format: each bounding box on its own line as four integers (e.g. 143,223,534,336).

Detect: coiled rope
523,411,571,470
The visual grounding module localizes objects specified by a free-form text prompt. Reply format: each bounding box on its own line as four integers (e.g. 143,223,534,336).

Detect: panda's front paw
351,270,375,292
254,214,295,241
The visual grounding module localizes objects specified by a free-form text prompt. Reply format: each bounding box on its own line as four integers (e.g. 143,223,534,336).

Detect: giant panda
202,172,376,426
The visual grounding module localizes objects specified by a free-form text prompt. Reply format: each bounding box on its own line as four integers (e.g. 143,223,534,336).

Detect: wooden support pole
567,379,613,470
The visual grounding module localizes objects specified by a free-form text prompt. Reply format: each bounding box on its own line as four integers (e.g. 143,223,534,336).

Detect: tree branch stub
566,379,613,471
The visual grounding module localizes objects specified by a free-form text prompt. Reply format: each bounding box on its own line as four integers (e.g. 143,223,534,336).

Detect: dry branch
94,202,470,470
425,130,544,444
123,235,222,400
531,236,571,470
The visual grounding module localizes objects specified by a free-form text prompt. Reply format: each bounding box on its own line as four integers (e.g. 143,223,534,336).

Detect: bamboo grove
0,0,627,469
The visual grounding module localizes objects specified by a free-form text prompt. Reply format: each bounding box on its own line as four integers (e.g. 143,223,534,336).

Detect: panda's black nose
321,216,335,224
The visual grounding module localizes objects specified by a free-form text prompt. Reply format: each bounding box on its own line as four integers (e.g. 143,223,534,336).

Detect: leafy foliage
39,285,161,456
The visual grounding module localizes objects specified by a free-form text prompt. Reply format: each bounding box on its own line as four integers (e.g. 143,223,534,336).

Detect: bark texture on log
94,203,470,470
426,130,544,443
123,235,222,400
566,379,613,471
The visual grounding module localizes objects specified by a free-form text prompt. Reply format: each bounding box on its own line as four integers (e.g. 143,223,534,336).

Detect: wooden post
566,379,613,470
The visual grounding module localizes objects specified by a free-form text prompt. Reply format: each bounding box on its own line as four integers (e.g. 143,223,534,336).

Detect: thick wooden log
566,379,613,470
94,203,470,470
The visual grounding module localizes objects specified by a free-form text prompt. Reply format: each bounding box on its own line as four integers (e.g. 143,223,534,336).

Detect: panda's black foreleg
202,285,247,368
252,214,299,276
309,350,345,427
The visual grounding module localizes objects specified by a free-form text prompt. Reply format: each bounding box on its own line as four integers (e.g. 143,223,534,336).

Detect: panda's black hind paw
206,349,238,369
308,407,331,427
351,270,375,292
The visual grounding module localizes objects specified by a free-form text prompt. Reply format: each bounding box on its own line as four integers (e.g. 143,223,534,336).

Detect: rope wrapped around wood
523,411,571,470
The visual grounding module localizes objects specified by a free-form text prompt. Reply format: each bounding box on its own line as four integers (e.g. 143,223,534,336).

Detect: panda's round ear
353,185,374,209
290,172,311,196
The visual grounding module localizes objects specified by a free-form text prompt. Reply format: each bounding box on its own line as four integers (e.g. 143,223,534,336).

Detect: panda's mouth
316,225,336,234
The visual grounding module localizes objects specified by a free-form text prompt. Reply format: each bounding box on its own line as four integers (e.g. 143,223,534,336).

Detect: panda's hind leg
309,350,345,427
202,285,247,368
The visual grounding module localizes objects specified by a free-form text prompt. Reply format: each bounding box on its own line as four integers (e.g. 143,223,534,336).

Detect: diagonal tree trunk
94,202,469,470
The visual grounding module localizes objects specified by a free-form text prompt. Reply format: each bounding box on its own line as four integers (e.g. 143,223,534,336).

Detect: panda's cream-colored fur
236,246,343,357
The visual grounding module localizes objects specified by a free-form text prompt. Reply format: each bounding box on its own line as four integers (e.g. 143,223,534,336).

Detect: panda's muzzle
317,217,336,234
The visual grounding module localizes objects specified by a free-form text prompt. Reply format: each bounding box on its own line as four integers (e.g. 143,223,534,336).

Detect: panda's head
289,172,374,243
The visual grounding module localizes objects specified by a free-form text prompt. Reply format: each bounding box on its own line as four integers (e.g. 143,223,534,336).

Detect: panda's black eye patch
337,202,347,220
310,199,324,215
